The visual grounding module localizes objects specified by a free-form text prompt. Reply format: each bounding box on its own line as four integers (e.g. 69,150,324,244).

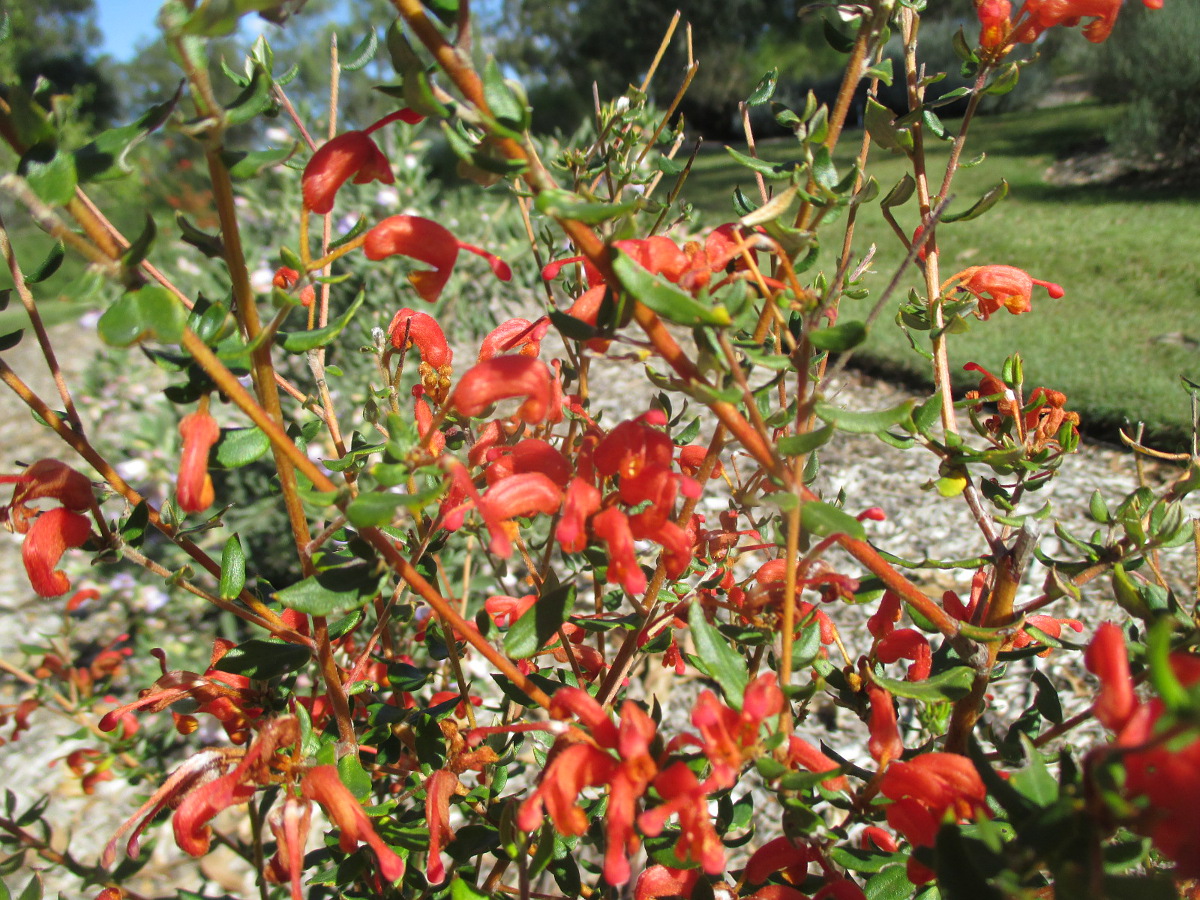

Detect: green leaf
777,425,833,457
213,639,310,679
865,98,913,155
814,398,916,434
15,873,42,900
725,145,795,180
450,877,489,900
483,56,527,131
223,64,273,126
275,290,364,352
219,534,246,601
121,213,157,269
534,188,638,225
982,63,1019,96
338,752,372,800
221,144,296,180
179,0,283,36
26,243,65,284
808,320,866,352
942,179,1008,223
871,664,975,702
75,86,181,182
177,213,225,258
748,68,778,105
97,285,188,347
801,499,867,541
18,144,77,206
274,562,384,616
340,29,379,72
687,602,748,707
214,427,271,468
345,490,421,527
505,583,576,660
865,865,911,900
612,249,730,327
881,173,915,209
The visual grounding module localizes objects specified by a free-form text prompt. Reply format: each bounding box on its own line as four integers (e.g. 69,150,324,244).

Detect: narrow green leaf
801,499,867,541
687,602,749,707
748,68,778,105
814,398,916,434
213,639,310,679
777,425,833,457
274,563,384,616
725,145,794,180
340,29,379,72
26,243,65,284
871,664,975,702
942,179,1008,223
76,86,181,182
275,290,364,352
505,583,576,660
121,213,157,268
223,64,273,126
219,534,246,601
534,188,638,224
881,173,915,209
221,144,296,180
483,56,527,130
808,320,866,352
612,250,730,327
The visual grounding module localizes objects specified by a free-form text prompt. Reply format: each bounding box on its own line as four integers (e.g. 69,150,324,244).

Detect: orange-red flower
945,264,1064,319
1013,0,1123,43
450,356,554,424
977,0,1013,48
301,765,405,883
364,215,511,304
177,410,220,514
272,266,315,306
516,688,658,886
22,506,92,597
0,458,93,534
877,753,989,883
301,109,422,214
477,316,550,361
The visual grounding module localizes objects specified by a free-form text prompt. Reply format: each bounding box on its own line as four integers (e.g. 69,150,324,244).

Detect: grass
686,104,1200,448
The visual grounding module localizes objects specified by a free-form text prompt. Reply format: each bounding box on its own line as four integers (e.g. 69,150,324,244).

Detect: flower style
450,356,554,423
177,409,220,514
364,215,511,303
516,688,658,886
877,753,990,883
945,264,1064,319
301,108,422,214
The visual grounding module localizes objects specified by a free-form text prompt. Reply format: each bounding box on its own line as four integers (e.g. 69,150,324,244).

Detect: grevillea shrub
0,1,1196,898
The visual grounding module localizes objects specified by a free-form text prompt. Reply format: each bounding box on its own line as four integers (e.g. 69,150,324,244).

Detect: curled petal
177,411,220,514
301,766,405,883
23,507,92,597
388,307,452,369
876,629,933,681
1,459,94,514
302,131,394,214
478,317,550,361
365,216,459,302
451,356,554,423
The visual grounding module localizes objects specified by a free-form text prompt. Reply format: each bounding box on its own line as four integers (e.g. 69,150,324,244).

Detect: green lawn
687,104,1200,447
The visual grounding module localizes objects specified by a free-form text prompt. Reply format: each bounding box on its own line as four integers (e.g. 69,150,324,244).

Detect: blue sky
96,0,169,60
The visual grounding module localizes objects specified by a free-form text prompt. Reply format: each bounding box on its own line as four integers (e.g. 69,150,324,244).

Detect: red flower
450,356,554,424
877,753,989,883
272,267,315,306
301,109,422,214
477,316,550,361
786,735,849,792
301,765,405,883
1013,0,1123,43
638,761,726,876
22,506,92,597
443,470,562,558
945,264,1064,319
592,506,646,594
977,0,1013,48
634,865,700,900
876,629,933,681
689,674,783,789
1085,622,1137,732
866,683,904,766
424,768,458,884
555,476,602,554
516,688,658,886
177,410,220,514
265,795,313,900
484,593,536,628
0,458,93,533
364,215,511,304
388,307,452,369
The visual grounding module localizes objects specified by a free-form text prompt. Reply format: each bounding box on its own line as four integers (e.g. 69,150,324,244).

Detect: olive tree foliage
486,0,812,136
0,0,118,127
